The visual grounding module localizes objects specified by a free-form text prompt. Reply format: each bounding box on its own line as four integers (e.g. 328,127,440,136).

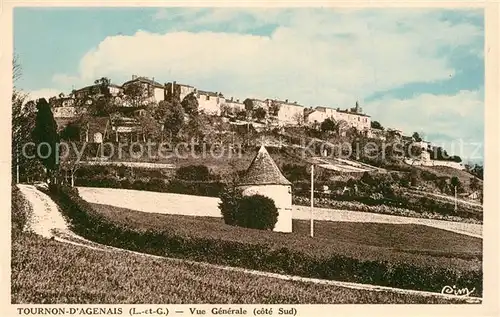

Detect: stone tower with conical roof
237,146,293,233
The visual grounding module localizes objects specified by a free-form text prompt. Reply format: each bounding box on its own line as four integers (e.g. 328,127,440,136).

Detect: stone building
272,99,304,125
165,81,196,101
122,75,165,104
333,102,371,132
197,90,225,115
304,106,336,125
73,83,123,100
222,97,245,116
237,146,293,233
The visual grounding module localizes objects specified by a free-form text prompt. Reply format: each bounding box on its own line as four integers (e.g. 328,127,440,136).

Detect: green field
71,201,482,295
90,202,482,264
11,233,476,304
11,185,482,304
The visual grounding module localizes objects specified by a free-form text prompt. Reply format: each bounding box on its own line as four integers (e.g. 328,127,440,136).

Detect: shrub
12,186,30,238
120,178,133,189
75,176,121,188
166,179,224,197
235,195,278,230
133,179,148,191
147,178,166,192
282,164,309,182
176,165,211,181
218,185,243,226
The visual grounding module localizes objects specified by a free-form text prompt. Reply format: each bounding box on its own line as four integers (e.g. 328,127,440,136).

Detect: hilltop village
47,75,464,170
50,75,371,129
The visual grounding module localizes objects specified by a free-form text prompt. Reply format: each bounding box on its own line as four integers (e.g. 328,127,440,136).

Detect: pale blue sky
14,7,485,164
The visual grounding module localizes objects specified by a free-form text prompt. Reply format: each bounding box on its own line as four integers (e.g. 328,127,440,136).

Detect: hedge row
292,196,481,224
293,185,482,222
74,164,217,182
75,177,224,198
11,186,30,238
48,184,482,296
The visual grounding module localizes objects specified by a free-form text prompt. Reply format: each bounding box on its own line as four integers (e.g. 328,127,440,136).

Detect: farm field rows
12,185,479,304
11,233,474,304
90,202,482,266
78,187,483,237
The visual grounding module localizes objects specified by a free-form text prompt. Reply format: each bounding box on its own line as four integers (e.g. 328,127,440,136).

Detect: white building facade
197,90,225,116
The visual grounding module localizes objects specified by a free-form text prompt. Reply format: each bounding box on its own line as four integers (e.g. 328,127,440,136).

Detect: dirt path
17,184,481,304
78,187,482,238
18,184,71,238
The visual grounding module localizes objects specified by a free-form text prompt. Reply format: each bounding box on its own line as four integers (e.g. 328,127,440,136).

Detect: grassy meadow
90,203,482,267
56,189,481,295
12,233,476,304
11,185,482,303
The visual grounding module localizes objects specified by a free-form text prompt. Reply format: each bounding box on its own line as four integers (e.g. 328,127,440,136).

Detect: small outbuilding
237,146,293,233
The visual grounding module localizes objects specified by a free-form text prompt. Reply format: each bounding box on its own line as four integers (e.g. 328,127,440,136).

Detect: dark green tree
181,92,199,116
123,82,148,107
406,143,423,158
320,118,336,132
134,108,162,142
163,99,185,141
371,121,384,130
471,164,483,180
235,109,247,120
93,77,111,95
450,176,461,189
243,98,254,112
59,121,81,141
412,132,423,142
469,177,480,192
410,169,422,187
253,107,267,121
153,100,169,122
31,98,60,183
436,177,449,194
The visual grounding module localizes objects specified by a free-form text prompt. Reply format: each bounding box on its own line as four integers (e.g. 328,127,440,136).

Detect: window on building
206,95,210,101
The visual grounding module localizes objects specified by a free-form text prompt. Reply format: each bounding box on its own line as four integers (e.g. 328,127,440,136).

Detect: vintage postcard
1,1,499,317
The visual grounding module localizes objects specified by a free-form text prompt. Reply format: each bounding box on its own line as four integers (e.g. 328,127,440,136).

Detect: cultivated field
78,201,481,296
91,202,482,261
78,187,483,237
11,234,474,304
13,185,480,304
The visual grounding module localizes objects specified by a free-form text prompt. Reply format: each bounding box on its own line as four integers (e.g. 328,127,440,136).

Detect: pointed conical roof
239,146,292,186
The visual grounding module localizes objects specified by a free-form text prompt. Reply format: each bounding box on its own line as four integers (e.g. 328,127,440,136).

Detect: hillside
413,165,482,189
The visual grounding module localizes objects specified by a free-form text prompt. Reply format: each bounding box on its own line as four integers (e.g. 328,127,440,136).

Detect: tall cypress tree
31,98,60,183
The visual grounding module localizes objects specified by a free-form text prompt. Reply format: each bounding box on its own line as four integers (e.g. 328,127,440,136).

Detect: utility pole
16,142,20,184
454,185,458,212
310,164,314,237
